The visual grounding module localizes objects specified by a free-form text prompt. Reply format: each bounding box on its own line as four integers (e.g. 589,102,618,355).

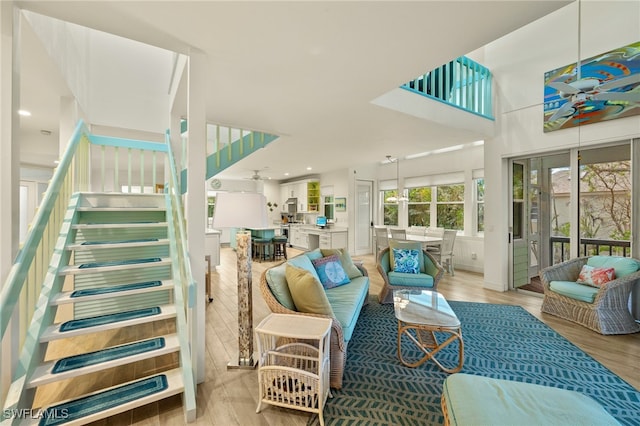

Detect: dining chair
425,227,445,255
439,229,458,275
374,226,389,253
390,228,407,240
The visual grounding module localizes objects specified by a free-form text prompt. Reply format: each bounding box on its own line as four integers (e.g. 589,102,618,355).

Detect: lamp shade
212,192,268,229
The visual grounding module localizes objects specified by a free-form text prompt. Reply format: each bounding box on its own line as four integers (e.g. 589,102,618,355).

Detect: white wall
482,1,640,291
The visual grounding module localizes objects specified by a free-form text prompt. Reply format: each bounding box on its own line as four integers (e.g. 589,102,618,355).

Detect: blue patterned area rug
316,299,640,426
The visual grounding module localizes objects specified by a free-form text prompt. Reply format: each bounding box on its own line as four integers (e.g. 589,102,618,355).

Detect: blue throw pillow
393,248,420,274
312,254,351,289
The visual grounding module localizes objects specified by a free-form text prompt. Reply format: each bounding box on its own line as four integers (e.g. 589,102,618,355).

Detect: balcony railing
550,236,631,264
401,56,493,119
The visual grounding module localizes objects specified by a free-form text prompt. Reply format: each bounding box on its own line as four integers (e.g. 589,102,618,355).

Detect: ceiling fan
245,169,269,181
547,72,640,122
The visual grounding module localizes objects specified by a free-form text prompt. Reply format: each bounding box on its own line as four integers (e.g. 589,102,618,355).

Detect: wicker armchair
540,257,640,335
259,261,368,389
377,247,444,304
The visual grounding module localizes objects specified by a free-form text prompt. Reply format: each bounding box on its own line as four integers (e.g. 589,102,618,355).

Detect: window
436,184,464,230
408,186,431,226
475,178,485,233
382,190,399,226
323,195,335,220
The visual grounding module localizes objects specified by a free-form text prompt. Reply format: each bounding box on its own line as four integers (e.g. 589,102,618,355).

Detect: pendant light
385,155,408,203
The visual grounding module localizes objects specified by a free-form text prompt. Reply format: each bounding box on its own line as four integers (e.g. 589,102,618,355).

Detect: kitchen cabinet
303,228,348,251
289,226,308,249
280,179,319,213
307,181,320,212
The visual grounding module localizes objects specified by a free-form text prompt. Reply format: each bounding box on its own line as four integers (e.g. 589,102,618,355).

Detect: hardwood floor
48,246,640,425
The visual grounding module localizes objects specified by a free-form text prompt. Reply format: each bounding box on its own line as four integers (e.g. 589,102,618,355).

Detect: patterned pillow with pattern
577,264,616,287
392,248,420,274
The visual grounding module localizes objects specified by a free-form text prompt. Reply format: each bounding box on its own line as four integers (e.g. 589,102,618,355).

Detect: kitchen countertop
297,226,348,234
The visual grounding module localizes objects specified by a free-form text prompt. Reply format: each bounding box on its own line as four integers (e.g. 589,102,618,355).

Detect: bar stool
253,238,273,262
272,236,288,260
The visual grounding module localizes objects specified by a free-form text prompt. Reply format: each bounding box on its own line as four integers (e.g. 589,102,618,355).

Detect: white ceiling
16,0,572,181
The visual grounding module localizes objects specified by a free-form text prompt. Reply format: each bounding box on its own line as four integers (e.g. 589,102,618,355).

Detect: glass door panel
578,144,631,257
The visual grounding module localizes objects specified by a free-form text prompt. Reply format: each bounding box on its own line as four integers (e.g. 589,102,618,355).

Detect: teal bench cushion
325,276,369,342
587,256,639,278
265,262,296,310
549,280,599,303
388,271,435,288
443,373,620,426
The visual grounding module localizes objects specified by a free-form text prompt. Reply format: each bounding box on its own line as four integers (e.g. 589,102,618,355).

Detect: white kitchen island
289,225,348,250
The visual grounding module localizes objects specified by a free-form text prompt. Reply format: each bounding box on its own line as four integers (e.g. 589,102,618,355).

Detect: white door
355,180,373,255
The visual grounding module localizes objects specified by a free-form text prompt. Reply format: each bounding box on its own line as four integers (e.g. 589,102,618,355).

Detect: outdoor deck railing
550,236,631,264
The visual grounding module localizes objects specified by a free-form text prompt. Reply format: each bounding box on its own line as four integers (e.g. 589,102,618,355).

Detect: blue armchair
377,247,444,304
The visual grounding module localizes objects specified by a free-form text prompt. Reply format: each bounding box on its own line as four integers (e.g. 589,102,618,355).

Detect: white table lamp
212,191,268,368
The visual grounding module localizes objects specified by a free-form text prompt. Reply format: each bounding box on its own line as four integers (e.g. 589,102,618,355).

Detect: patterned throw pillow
312,254,351,289
577,265,616,287
392,248,420,274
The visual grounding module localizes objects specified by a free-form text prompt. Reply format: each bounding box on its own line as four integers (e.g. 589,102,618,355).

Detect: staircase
179,122,279,193
2,117,277,423
4,193,187,424
1,122,197,424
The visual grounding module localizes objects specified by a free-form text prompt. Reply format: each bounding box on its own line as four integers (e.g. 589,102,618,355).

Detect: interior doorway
354,180,373,255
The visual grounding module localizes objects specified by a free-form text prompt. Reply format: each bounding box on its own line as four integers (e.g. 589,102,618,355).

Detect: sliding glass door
510,141,634,291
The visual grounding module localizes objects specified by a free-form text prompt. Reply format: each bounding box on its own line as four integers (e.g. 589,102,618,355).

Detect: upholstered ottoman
441,373,620,426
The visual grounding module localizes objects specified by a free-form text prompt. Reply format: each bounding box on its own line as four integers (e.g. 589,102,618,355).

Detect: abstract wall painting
543,41,640,132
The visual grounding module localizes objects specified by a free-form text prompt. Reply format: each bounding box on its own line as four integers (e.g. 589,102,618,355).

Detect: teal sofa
541,255,640,334
259,248,369,389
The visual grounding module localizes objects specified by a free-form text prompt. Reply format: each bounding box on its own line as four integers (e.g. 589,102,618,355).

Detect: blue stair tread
52,338,165,374
70,281,162,298
78,257,161,269
59,307,161,332
80,238,158,245
39,374,168,426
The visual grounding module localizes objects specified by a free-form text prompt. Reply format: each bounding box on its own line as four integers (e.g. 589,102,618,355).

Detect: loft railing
401,56,494,119
0,121,197,421
550,236,631,264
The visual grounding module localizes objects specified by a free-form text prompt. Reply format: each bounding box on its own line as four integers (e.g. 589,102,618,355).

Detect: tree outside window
436,184,464,230
408,186,431,226
382,190,399,225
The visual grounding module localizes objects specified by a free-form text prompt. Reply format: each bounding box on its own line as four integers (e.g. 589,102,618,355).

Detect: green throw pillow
389,240,425,273
285,264,334,316
321,248,363,279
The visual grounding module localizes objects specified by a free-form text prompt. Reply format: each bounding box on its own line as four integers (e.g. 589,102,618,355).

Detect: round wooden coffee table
393,289,464,373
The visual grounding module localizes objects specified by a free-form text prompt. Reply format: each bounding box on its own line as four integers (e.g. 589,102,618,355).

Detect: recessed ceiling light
284,172,290,176
53,160,60,165
18,110,31,116
306,167,312,171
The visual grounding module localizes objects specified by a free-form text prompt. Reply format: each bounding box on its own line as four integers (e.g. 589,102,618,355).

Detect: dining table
406,234,442,249
388,233,443,249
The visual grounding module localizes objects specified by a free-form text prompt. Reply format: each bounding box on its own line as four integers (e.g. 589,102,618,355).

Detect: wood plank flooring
44,246,640,425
